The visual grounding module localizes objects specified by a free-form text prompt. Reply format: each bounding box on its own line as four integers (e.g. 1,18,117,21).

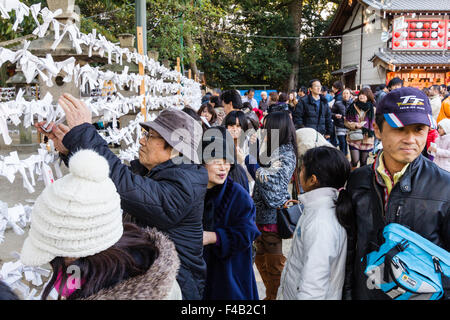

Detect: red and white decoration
392,16,449,50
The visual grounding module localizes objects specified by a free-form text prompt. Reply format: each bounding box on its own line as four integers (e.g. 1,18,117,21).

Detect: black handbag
277,199,303,239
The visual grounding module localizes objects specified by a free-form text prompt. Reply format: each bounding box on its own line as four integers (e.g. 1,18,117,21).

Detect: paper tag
41,162,55,186
53,159,63,179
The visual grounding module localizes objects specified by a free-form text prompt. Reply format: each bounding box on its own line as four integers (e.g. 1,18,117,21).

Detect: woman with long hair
344,87,376,169
201,126,260,300
20,150,181,300
197,102,217,129
288,90,298,112
245,111,298,300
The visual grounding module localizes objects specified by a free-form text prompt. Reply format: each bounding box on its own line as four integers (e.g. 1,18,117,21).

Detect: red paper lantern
394,32,401,38
438,23,444,29
424,31,430,38
409,41,416,47
410,22,417,29
438,41,443,47
409,32,416,38
438,32,444,38
423,41,429,47
424,23,430,29
394,41,400,47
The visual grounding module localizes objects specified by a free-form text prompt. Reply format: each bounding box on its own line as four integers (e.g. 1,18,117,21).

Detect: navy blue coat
292,94,333,135
61,123,208,300
202,177,260,300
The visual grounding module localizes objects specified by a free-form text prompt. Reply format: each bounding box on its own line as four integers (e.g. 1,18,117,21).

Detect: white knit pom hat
438,118,450,135
20,149,123,267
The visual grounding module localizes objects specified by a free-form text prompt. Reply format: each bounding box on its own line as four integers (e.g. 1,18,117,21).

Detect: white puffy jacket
277,187,347,300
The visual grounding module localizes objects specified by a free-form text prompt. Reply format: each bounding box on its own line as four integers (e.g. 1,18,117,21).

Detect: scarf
346,101,375,137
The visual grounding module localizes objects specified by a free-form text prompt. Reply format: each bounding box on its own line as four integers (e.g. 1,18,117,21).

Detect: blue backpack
364,223,450,300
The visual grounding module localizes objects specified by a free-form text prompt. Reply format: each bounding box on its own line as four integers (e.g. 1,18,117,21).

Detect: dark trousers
329,122,338,147
337,135,348,156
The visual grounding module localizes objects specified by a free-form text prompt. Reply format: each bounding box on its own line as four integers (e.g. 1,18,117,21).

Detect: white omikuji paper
0,0,201,297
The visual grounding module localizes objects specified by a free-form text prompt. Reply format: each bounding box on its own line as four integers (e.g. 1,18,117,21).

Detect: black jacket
344,154,450,300
268,102,290,113
62,123,209,300
292,94,332,135
331,99,352,129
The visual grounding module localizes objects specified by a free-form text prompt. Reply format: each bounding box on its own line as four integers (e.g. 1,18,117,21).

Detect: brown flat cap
140,108,203,163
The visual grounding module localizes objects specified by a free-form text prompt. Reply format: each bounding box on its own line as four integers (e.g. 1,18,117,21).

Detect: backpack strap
433,257,450,300
383,240,409,283
442,274,450,300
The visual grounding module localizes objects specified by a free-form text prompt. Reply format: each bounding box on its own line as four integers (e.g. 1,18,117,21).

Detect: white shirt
277,187,347,300
242,97,258,109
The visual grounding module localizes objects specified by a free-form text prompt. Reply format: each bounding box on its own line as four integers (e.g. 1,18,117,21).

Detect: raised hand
58,93,92,129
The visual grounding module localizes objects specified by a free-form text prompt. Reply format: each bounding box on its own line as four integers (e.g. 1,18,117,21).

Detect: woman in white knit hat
20,149,181,300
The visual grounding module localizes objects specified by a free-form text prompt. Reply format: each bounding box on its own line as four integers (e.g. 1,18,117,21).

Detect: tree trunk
286,0,303,91
184,32,199,80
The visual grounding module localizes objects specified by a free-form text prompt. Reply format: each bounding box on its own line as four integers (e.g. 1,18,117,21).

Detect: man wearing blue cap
343,87,450,300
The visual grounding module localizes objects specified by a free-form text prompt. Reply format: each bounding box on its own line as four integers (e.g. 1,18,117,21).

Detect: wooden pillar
177,57,181,95
137,26,146,121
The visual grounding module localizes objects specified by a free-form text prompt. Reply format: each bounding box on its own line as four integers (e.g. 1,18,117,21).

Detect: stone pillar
19,122,32,145
46,0,80,26
118,34,135,50
147,49,159,62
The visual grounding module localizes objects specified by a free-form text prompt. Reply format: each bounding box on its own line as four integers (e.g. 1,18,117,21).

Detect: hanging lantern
410,32,416,38
423,31,430,38
409,41,416,47
424,23,430,29
394,41,400,47
438,22,444,29
416,31,423,38
438,41,443,47
394,32,401,38
416,22,423,29
423,41,429,47
410,22,417,29
431,22,438,29
432,31,438,38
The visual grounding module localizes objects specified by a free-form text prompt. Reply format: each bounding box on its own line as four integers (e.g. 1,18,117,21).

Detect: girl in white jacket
429,118,450,172
277,146,353,300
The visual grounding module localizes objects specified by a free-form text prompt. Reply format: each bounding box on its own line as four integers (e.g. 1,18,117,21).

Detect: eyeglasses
142,130,162,141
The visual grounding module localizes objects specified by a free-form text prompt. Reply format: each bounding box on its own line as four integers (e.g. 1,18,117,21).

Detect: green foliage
0,0,341,89
298,0,340,87
0,0,45,42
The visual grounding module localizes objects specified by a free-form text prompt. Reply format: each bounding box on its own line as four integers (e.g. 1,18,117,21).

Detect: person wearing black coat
331,88,353,155
292,94,333,137
35,94,209,300
292,79,332,137
343,88,450,300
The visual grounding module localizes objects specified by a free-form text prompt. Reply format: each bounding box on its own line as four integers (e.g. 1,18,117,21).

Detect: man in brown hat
35,93,208,300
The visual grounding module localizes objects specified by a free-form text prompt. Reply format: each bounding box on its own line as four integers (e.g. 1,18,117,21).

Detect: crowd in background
1,75,449,301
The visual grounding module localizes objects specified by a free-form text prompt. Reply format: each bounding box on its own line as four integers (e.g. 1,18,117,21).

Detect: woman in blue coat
201,126,261,300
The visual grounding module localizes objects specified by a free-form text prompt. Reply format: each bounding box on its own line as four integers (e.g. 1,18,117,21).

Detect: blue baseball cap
376,87,437,129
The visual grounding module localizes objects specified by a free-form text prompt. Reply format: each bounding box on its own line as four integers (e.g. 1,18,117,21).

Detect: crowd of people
1,75,449,301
